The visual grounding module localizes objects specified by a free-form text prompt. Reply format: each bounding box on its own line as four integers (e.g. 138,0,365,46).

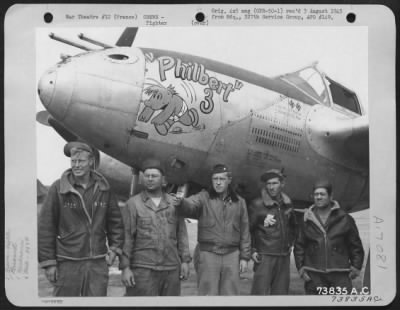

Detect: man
120,159,191,296
294,180,364,295
38,141,124,296
173,164,251,295
248,169,296,295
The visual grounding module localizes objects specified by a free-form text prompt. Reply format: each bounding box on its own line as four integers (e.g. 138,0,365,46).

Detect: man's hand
106,250,117,266
251,252,261,263
121,267,135,287
349,266,361,279
299,267,311,282
45,266,58,284
170,193,183,207
264,214,276,227
180,262,190,280
239,259,248,273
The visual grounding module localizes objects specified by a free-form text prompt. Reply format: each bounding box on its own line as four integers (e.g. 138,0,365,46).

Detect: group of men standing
38,141,364,297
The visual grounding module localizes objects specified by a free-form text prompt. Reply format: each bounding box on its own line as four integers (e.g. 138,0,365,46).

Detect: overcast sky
36,26,368,184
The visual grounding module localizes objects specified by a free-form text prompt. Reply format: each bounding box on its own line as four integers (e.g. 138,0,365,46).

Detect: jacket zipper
74,189,93,257
278,205,284,254
323,232,328,271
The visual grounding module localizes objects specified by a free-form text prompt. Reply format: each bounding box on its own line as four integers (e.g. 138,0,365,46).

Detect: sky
36,26,368,185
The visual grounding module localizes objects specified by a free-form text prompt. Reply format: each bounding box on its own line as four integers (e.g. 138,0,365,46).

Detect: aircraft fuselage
38,46,368,211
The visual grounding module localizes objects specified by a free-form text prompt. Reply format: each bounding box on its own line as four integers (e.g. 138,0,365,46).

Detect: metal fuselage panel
40,46,368,211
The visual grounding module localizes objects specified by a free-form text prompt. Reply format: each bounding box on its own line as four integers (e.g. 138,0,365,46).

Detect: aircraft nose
38,69,57,107
37,63,74,121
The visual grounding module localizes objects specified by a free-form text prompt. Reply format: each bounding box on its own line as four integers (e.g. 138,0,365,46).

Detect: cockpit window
325,76,361,115
282,67,329,105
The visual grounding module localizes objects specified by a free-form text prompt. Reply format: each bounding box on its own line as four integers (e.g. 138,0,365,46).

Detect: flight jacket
38,169,124,268
248,188,297,256
294,201,364,273
178,190,251,261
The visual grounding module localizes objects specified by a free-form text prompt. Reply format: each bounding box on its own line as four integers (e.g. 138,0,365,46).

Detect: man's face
71,151,92,178
313,188,331,208
143,168,163,192
212,172,231,195
265,177,284,199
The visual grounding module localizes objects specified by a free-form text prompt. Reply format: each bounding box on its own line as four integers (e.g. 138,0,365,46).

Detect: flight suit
121,191,191,296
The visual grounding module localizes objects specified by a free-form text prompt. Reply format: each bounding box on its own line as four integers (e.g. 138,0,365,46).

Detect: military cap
260,169,285,182
64,141,93,157
141,158,165,175
212,164,230,175
313,179,333,195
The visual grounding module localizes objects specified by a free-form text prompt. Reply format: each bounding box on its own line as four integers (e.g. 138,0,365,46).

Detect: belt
199,243,237,255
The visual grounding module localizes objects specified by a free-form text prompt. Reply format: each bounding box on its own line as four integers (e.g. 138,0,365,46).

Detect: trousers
304,271,352,295
125,267,181,296
197,249,240,295
53,259,108,296
251,254,290,295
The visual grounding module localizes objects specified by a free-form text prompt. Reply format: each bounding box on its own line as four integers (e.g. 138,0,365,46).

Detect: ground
38,211,369,297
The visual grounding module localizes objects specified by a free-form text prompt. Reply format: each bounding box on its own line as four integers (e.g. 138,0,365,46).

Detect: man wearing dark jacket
294,180,364,295
38,141,124,296
173,164,251,295
248,169,296,295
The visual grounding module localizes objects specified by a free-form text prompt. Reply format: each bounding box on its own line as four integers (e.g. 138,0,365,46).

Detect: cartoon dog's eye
157,94,162,100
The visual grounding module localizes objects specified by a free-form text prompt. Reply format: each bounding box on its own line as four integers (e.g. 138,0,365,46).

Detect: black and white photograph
5,4,396,307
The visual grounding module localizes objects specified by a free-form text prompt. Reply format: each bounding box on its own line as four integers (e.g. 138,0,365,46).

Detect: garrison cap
212,164,230,175
313,179,333,195
141,158,165,175
260,169,285,182
64,141,93,157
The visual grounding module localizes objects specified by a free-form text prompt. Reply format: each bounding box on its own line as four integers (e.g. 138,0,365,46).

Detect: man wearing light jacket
120,159,191,296
172,164,251,296
294,180,364,294
38,141,124,296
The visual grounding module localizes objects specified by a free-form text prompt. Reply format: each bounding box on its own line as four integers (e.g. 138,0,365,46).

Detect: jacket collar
261,188,291,207
303,200,341,233
59,169,110,194
140,190,170,212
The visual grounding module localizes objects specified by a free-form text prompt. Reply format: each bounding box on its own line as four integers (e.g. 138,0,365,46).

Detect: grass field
38,210,369,297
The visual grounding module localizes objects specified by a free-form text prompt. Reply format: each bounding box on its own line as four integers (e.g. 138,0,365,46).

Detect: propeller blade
37,111,100,168
36,110,51,126
115,27,138,47
37,111,77,141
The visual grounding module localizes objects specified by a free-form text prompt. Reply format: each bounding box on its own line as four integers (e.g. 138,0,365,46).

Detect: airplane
37,27,369,214
36,27,370,289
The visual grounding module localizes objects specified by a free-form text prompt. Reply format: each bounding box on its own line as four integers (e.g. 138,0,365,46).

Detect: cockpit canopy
281,65,362,115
